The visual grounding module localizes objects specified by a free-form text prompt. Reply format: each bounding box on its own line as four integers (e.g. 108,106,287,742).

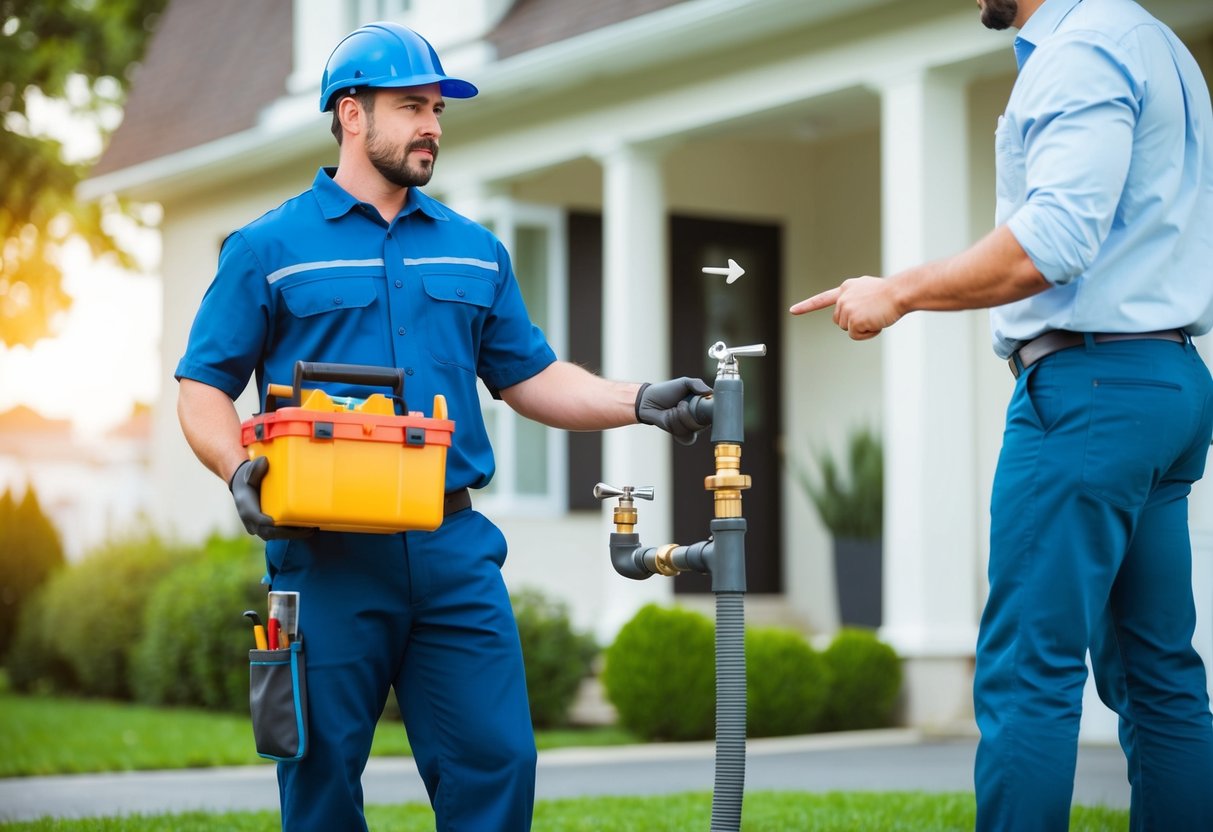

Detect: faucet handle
593,483,655,501
708,341,767,362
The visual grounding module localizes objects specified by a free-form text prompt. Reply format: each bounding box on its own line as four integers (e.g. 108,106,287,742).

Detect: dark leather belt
444,488,472,516
1008,329,1187,379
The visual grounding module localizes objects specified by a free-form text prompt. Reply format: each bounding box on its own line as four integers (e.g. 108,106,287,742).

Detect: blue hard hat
319,22,478,112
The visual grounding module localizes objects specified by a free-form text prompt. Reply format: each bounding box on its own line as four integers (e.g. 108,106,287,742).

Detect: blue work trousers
266,507,536,831
975,336,1213,831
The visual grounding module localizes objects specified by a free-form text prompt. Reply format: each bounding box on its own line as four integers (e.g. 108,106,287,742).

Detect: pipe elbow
609,533,652,581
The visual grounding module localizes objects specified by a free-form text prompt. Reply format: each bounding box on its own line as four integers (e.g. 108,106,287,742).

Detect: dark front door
670,215,783,595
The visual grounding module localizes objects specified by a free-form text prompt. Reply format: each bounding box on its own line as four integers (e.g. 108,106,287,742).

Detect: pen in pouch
267,617,281,650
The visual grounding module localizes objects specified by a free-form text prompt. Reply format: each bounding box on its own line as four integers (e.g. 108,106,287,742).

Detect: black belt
1008,329,1187,379
444,488,472,516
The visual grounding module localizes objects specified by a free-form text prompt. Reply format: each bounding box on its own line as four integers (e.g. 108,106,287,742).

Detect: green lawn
0,693,1131,830
0,693,636,777
0,792,1131,831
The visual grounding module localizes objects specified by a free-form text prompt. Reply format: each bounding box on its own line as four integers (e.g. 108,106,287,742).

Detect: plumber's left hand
635,377,713,445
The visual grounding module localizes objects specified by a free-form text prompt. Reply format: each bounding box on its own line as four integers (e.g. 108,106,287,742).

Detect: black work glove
635,377,713,446
229,457,315,541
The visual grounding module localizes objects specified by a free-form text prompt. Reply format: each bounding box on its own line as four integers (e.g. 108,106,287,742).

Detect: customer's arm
790,225,1048,339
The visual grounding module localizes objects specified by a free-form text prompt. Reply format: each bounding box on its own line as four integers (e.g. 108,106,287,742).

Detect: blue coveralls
177,168,556,831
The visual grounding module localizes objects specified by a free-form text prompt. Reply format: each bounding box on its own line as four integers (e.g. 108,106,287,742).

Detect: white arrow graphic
701,259,746,284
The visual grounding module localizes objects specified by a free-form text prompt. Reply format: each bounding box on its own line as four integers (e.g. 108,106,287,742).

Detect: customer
790,1,1213,829
175,21,710,832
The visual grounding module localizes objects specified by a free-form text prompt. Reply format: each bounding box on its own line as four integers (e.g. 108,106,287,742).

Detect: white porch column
877,69,981,728
594,142,675,642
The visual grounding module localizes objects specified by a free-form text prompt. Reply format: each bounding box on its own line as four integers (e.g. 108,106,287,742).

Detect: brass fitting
704,443,751,518
612,503,638,534
653,543,681,576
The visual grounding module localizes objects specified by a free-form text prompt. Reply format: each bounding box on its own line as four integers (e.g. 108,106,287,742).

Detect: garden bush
746,626,833,737
133,535,266,712
601,604,715,741
4,582,77,693
511,588,598,729
821,627,902,730
13,533,195,699
0,486,66,660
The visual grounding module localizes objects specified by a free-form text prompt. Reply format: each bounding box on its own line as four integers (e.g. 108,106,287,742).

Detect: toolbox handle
288,362,407,411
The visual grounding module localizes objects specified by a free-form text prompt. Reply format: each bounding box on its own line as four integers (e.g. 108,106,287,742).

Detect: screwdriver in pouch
243,610,269,650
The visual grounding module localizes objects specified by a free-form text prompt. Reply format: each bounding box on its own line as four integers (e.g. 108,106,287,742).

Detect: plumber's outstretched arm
500,361,710,442
789,225,1048,339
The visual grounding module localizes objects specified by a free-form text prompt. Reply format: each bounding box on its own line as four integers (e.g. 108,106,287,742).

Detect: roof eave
78,0,898,202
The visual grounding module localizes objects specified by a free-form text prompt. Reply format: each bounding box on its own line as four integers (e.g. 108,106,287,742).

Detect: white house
80,0,1213,734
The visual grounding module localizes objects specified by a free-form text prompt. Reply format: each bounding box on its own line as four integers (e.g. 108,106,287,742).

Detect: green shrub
33,533,194,699
511,588,598,729
0,486,66,660
601,604,715,741
746,626,833,737
821,627,902,730
4,582,77,693
133,535,266,712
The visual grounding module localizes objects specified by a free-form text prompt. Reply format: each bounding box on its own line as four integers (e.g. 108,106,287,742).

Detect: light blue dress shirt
989,0,1213,358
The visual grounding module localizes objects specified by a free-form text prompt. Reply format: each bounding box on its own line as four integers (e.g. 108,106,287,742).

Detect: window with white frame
475,201,568,515
346,0,411,29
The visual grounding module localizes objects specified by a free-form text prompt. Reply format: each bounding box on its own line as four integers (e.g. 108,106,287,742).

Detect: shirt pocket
994,114,1027,225
420,270,495,372
280,275,377,318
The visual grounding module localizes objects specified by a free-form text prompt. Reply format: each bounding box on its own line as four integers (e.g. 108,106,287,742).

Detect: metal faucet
595,338,767,832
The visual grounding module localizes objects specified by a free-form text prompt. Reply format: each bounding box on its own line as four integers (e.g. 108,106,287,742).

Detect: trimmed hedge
602,604,715,741
746,626,832,737
133,536,266,712
821,627,902,730
7,533,192,699
603,606,899,741
511,588,598,729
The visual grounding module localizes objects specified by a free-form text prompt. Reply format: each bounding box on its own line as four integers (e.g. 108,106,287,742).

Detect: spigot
708,341,767,378
594,482,654,533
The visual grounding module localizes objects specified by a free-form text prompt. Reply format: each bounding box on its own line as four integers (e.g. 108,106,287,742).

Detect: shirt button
333,297,343,305
397,327,406,336
406,367,415,376
394,280,403,288
456,288,465,297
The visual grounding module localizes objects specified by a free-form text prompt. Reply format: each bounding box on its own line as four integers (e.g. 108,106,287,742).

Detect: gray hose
710,590,746,831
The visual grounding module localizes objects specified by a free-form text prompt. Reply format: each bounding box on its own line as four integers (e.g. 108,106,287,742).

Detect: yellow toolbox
241,362,454,534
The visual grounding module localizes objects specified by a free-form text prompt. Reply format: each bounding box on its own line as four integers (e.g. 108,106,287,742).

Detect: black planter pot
833,536,883,628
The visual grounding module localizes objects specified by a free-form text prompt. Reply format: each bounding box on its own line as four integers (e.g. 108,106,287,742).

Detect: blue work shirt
989,0,1213,358
176,167,557,491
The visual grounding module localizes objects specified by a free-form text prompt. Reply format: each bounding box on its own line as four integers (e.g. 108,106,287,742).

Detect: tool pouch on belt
249,636,308,761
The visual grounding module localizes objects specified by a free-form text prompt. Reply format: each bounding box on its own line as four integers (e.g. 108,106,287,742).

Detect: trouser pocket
249,637,308,761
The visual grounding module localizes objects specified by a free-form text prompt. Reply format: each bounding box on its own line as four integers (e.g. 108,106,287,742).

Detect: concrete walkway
0,730,1131,823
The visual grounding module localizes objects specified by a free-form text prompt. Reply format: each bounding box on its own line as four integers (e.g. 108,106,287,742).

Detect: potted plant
792,427,884,628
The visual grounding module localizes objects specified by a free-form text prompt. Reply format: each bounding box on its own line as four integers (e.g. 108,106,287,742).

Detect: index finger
789,287,842,316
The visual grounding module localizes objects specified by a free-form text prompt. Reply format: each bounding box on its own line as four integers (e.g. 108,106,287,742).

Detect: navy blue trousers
266,508,536,831
975,336,1213,831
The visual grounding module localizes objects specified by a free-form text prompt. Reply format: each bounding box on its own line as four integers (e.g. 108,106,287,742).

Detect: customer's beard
366,128,438,188
979,0,1018,30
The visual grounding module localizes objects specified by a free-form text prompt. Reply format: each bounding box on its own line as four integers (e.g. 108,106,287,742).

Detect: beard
979,0,1018,30
365,120,439,188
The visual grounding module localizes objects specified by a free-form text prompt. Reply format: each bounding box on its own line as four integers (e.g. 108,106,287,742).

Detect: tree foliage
0,485,66,659
0,0,167,346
